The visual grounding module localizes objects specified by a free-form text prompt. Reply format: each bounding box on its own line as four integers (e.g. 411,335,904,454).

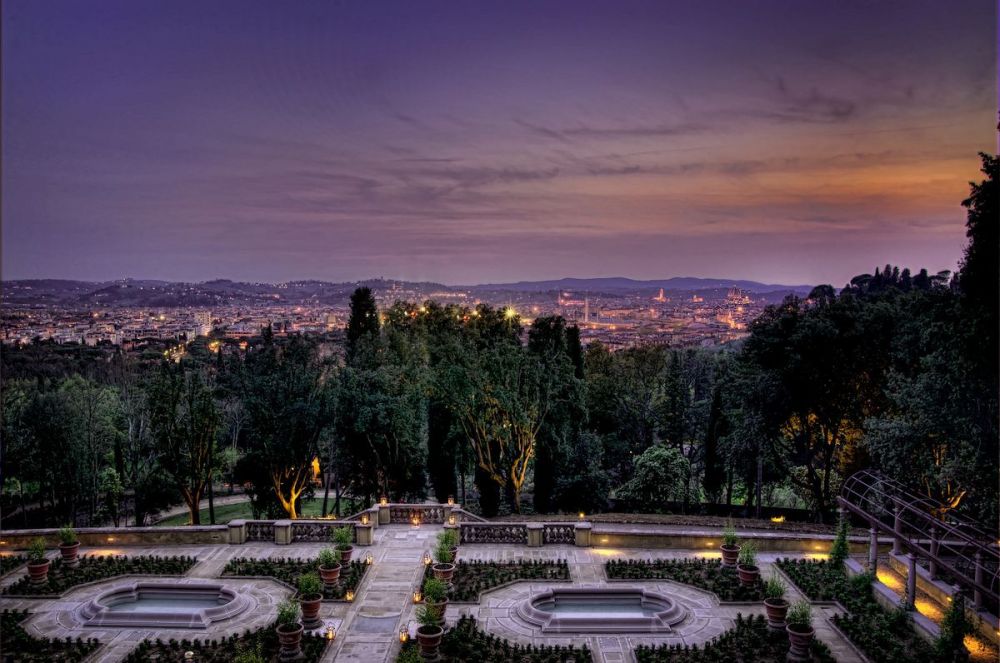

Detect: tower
584,297,589,323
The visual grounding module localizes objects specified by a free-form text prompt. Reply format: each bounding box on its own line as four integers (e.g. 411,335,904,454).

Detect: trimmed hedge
606,558,764,602
0,555,26,576
2,555,197,596
0,609,101,662
222,557,367,601
422,559,570,602
123,622,328,662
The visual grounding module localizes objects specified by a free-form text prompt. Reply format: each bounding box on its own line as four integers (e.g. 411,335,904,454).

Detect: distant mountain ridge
467,276,812,294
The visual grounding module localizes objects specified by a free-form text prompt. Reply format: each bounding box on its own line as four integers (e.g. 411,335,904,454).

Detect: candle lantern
325,622,336,640
345,590,355,602
448,514,457,526
412,590,422,603
399,628,409,643
365,552,374,565
360,513,370,525
379,496,388,506
447,496,455,506
423,552,432,566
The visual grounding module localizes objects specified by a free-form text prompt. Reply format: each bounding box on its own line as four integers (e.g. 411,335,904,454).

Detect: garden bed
122,622,329,662
397,614,591,662
634,613,834,662
605,558,763,602
776,558,933,662
0,555,26,576
0,609,101,662
222,557,368,601
2,555,197,596
422,559,570,602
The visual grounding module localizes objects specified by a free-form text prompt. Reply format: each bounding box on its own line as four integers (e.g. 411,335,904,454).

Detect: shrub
764,573,786,601
27,538,47,563
4,554,197,596
434,543,453,565
737,541,757,567
276,600,299,628
317,548,340,568
829,518,850,566
332,526,353,549
415,605,438,628
605,558,763,601
934,592,974,662
722,520,739,548
438,529,458,548
58,526,78,546
423,577,447,604
297,572,322,598
787,601,812,628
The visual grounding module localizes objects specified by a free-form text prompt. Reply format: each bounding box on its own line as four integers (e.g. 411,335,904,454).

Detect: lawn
155,497,363,526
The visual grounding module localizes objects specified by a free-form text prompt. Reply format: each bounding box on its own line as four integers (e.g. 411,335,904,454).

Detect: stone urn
276,622,304,661
737,563,760,587
299,594,323,630
425,598,448,627
764,597,789,630
432,562,455,584
337,545,354,564
27,559,51,585
786,623,815,662
448,545,459,560
59,542,81,567
721,544,740,568
416,624,444,660
318,563,341,587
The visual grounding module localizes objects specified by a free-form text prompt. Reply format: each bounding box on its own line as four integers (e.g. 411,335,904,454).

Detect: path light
771,516,786,524
379,496,388,506
411,515,421,527
325,621,336,640
184,652,194,661
448,515,457,526
107,536,116,543
412,590,422,603
345,590,355,602
447,496,455,506
365,552,374,565
360,513,370,525
423,552,432,566
578,512,585,520
399,628,409,643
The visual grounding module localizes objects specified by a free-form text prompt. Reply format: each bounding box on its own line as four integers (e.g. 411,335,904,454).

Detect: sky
2,0,996,287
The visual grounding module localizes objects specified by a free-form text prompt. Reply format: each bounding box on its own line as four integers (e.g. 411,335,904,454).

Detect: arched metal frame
839,469,999,609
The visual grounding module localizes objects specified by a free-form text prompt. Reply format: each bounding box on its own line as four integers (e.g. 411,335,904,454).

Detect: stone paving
0,527,867,662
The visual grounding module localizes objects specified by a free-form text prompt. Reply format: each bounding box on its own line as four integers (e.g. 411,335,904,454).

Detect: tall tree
346,287,380,362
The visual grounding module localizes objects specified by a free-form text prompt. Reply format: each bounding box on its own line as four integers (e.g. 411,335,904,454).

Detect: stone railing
244,520,275,542
459,521,593,547
542,523,576,544
388,504,446,524
460,522,529,545
290,520,355,543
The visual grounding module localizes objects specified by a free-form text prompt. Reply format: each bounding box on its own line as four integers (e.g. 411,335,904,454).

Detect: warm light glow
365,552,374,565
771,516,786,523
448,515,456,526
915,598,944,622
423,552,432,566
963,634,992,659
447,496,455,506
399,628,409,643
325,624,336,641
379,496,388,506
360,514,370,525
345,590,355,602
413,591,422,603
578,511,585,520
591,548,625,557
504,306,517,319
693,551,723,560
411,516,421,527
706,541,714,547
107,537,116,543
804,553,830,561
876,570,904,592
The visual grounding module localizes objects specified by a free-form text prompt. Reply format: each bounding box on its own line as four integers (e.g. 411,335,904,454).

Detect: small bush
332,526,353,549
297,572,322,597
58,526,78,546
423,577,447,603
27,538,47,563
764,572,786,600
317,548,340,568
829,518,850,567
737,541,757,567
787,601,812,628
276,600,299,627
722,519,739,547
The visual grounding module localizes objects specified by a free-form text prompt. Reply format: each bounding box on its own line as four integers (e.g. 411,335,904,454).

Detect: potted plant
297,572,323,629
422,577,448,627
317,548,341,587
736,541,759,587
763,572,789,630
438,529,459,559
431,543,455,583
786,601,815,661
58,526,80,567
26,537,50,585
332,526,354,563
414,605,444,659
275,599,303,660
720,520,741,567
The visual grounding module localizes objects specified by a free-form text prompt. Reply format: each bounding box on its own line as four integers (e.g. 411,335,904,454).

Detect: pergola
838,469,999,612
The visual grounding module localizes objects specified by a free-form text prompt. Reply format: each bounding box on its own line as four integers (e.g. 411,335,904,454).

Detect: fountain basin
79,582,251,629
516,586,685,634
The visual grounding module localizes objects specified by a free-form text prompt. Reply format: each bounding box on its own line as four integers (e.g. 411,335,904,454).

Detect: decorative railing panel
291,520,354,543
542,523,576,544
389,505,445,524
245,521,275,542
460,523,528,545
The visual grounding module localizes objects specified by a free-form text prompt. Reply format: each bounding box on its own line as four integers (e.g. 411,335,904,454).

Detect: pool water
535,596,659,616
105,597,225,612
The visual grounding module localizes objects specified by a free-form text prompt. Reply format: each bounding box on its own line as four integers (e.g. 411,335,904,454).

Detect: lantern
412,590,422,603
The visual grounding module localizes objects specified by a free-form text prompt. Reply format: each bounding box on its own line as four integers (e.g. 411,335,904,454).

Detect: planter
425,598,448,627
721,544,740,568
786,623,815,662
764,597,789,630
276,622,304,661
432,562,455,583
299,594,322,629
449,545,458,560
416,624,444,660
337,545,354,564
318,563,341,586
737,563,760,587
26,560,50,585
59,542,81,567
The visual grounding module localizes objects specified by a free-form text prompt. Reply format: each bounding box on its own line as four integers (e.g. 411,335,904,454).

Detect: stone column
378,503,390,526
974,552,984,610
274,520,292,545
354,523,373,546
928,526,938,579
905,553,917,610
228,520,247,545
868,527,878,573
574,522,592,547
365,507,379,529
526,523,543,548
892,504,903,555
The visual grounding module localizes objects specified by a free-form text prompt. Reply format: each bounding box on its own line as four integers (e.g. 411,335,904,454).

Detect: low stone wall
0,525,228,549
591,526,886,554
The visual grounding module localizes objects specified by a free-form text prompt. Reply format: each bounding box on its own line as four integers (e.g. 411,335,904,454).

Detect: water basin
516,587,685,634
79,582,251,629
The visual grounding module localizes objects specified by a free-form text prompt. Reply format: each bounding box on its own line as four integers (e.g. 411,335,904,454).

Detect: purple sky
2,1,996,287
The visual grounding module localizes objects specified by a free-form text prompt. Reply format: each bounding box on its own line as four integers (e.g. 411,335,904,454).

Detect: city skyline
3,0,996,285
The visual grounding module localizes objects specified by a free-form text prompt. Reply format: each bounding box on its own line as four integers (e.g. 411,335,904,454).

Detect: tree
615,445,689,510
148,364,219,525
346,287,379,362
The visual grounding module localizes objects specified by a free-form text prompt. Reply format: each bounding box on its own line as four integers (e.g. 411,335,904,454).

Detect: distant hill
467,276,812,295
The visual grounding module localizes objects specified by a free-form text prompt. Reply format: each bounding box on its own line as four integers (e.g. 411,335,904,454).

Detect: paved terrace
0,518,870,663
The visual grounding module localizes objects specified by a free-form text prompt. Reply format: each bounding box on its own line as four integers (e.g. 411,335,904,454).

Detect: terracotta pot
425,598,448,627
737,563,760,587
318,563,341,586
337,545,354,563
786,624,815,662
449,545,459,560
432,562,455,583
299,594,322,629
276,623,304,661
764,597,789,629
721,544,740,567
416,624,443,659
27,560,50,585
59,542,80,567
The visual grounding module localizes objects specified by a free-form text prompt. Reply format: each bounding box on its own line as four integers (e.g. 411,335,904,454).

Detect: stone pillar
228,520,247,545
442,504,454,525
354,523,373,546
363,507,379,529
928,527,938,579
892,504,903,555
274,520,292,545
574,522,592,547
974,552,984,610
526,523,543,548
905,553,917,610
868,527,878,573
378,503,390,526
